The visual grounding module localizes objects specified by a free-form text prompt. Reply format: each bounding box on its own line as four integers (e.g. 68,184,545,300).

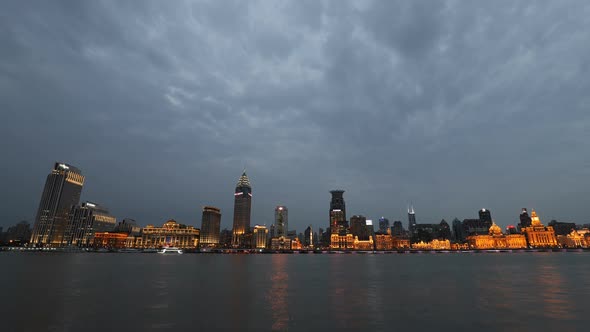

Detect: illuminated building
392,236,410,249
274,206,288,237
374,232,394,250
378,217,389,233
329,190,347,234
31,162,84,247
505,225,519,235
353,236,374,250
200,206,221,247
411,239,451,250
65,202,116,247
556,229,588,248
408,205,416,234
330,233,354,250
304,225,313,248
518,208,532,230
252,225,268,249
93,232,128,249
232,171,252,247
521,210,558,248
466,221,527,249
270,236,292,250
291,238,303,250
141,219,200,249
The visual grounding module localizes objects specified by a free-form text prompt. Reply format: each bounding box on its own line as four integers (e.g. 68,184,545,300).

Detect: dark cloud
1,0,589,232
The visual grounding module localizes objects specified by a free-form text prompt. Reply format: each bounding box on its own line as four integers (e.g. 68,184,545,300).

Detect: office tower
479,209,492,223
269,224,276,238
304,225,313,247
66,202,116,247
31,162,85,246
408,205,416,234
3,221,32,245
378,217,390,233
519,208,532,229
547,220,577,236
350,215,367,239
252,225,268,249
220,229,233,248
329,190,347,234
274,206,288,237
391,221,404,236
452,218,465,242
201,206,221,247
232,171,252,247
438,219,451,239
113,218,141,235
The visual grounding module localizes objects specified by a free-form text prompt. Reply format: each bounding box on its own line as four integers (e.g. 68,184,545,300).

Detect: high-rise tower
408,205,417,234
274,205,288,237
329,190,346,234
31,162,85,246
201,206,221,247
479,208,492,223
232,171,252,247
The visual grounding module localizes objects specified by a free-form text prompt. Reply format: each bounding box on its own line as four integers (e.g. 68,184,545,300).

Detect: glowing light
234,192,243,196
58,163,69,170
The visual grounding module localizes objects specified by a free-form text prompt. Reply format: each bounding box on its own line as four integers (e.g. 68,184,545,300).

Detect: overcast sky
1,1,589,232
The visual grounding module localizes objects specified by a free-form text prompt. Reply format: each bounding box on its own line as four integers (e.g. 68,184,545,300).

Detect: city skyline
2,2,590,231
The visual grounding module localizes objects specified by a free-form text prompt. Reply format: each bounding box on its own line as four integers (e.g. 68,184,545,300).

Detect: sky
1,0,589,232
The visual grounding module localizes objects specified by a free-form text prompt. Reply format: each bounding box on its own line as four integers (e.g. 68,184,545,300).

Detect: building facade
65,202,117,247
466,222,527,249
411,239,451,250
274,206,288,237
140,219,200,249
378,217,390,233
200,206,221,247
521,210,558,248
232,172,252,247
31,162,85,246
374,232,394,250
252,225,268,249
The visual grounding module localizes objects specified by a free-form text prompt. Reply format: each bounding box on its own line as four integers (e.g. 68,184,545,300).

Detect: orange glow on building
93,232,128,249
521,210,558,248
411,239,451,250
353,236,374,250
374,233,394,250
466,221,527,249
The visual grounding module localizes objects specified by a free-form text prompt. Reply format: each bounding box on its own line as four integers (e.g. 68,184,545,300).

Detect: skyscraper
519,208,532,230
65,202,116,247
408,205,417,234
479,209,492,223
274,205,288,237
31,162,85,246
329,190,346,234
252,225,268,249
232,171,252,247
201,206,221,247
378,217,390,233
304,225,313,248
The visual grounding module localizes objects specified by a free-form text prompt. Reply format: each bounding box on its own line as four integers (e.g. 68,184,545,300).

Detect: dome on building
489,221,502,235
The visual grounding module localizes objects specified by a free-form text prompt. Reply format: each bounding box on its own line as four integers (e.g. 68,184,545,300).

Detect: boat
158,247,183,254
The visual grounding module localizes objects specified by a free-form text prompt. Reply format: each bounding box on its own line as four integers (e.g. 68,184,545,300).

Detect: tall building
408,205,416,234
252,225,268,249
521,210,558,248
391,221,404,236
274,206,288,237
201,206,221,247
65,202,116,247
378,217,390,233
478,209,492,223
232,171,252,247
350,215,367,239
304,225,313,248
519,208,532,230
31,162,85,246
329,190,347,234
452,218,464,242
3,221,32,245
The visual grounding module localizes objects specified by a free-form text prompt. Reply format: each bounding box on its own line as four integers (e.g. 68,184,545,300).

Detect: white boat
158,247,183,254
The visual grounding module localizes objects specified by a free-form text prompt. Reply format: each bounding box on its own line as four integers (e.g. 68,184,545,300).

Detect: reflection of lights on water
268,255,289,331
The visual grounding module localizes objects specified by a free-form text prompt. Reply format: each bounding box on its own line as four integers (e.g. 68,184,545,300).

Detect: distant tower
408,205,417,234
31,162,85,247
479,209,492,223
274,206,288,237
329,190,346,233
378,217,390,233
304,225,313,247
519,208,532,229
201,206,221,247
232,171,252,247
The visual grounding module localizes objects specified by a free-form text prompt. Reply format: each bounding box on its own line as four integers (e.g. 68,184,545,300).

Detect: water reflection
268,254,289,331
537,262,573,320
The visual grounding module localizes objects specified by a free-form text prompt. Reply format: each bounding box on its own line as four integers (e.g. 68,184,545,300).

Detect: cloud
1,0,589,232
